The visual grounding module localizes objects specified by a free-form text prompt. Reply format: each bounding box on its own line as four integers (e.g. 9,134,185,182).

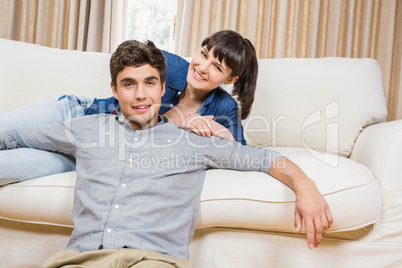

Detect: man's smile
132,104,152,112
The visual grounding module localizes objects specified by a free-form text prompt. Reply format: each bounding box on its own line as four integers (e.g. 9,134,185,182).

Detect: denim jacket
86,50,246,145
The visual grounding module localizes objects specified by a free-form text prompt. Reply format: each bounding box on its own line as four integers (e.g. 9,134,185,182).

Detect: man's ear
111,82,119,100
161,81,166,97
224,76,238,85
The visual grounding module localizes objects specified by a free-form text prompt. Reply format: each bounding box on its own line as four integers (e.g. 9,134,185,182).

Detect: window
126,0,177,52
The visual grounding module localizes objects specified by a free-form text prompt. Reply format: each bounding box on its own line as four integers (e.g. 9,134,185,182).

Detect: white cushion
0,38,111,113
198,147,381,233
243,58,388,157
0,148,381,233
0,172,75,227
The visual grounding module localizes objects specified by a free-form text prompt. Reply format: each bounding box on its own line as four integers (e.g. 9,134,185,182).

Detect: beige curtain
176,0,402,121
0,0,127,53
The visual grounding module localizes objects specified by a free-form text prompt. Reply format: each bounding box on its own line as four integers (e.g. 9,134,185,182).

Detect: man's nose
135,84,147,99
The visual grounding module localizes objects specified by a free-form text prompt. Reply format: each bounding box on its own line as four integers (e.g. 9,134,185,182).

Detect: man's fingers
321,214,329,236
313,217,324,248
304,219,316,249
294,210,302,234
327,207,334,229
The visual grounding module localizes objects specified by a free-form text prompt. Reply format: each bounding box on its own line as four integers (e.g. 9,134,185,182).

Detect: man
0,40,332,267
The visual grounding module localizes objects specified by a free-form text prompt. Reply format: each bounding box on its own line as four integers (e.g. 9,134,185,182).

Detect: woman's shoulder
162,50,189,68
204,87,239,117
212,87,238,106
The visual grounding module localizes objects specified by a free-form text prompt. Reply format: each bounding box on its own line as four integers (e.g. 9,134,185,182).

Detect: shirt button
107,228,112,233
167,139,172,143
134,137,139,142
122,183,127,187
169,104,173,107
129,159,133,163
119,117,124,123
114,204,120,209
177,92,182,95
106,132,110,136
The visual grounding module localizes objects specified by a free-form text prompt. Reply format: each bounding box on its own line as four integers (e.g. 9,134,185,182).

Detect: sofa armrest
350,120,402,243
349,120,402,186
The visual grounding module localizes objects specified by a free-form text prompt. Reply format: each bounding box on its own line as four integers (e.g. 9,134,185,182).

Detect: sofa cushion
0,148,381,233
0,38,111,114
243,58,388,157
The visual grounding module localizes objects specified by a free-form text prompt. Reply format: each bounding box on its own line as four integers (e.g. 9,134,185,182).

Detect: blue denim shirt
0,111,282,260
86,50,246,145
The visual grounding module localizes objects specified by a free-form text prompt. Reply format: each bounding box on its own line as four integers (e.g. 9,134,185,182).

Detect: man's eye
147,81,156,85
124,83,133,87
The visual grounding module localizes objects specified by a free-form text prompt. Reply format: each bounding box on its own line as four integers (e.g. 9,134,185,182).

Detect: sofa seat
0,148,381,235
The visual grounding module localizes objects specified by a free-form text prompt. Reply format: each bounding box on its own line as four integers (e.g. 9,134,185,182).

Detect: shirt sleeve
213,99,246,145
203,139,284,174
0,121,77,156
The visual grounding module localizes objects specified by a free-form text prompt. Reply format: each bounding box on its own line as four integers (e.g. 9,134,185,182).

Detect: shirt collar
196,86,220,114
115,108,168,129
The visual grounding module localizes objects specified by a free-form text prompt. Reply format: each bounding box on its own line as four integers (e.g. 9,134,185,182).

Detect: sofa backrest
242,57,388,157
0,38,111,114
0,39,388,157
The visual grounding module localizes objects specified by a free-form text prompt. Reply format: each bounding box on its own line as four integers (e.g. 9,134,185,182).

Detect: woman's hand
168,114,235,141
184,114,215,137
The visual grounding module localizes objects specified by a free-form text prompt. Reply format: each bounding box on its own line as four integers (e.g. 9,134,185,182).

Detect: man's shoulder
66,114,116,127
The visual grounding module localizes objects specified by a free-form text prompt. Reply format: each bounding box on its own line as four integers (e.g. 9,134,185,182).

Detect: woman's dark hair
202,30,258,120
110,40,166,88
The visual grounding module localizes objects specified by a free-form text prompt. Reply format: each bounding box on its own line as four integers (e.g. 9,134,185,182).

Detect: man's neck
128,116,162,131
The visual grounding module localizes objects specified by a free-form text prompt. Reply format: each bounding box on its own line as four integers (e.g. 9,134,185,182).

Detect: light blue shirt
0,111,282,260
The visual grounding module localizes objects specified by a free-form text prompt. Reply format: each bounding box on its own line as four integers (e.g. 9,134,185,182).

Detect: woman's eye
201,51,207,58
214,65,222,72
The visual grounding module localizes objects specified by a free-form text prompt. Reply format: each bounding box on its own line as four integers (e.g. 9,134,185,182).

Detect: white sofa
0,38,401,267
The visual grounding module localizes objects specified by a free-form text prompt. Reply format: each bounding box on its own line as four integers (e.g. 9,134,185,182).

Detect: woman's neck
183,84,211,102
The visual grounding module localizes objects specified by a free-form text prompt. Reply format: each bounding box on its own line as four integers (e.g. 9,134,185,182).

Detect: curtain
0,0,127,53
176,0,402,121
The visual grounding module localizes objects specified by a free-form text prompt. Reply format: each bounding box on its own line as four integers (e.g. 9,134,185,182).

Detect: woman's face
186,46,238,92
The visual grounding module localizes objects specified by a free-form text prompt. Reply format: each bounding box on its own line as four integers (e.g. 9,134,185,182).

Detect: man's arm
268,157,333,249
0,121,76,155
203,142,332,249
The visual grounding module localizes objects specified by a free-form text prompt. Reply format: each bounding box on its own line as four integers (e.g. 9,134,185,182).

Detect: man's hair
110,40,166,87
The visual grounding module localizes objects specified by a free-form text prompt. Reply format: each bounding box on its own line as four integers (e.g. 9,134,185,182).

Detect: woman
0,30,258,182
84,30,257,144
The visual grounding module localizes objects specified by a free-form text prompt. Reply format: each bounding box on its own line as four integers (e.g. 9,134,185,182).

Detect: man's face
111,64,165,131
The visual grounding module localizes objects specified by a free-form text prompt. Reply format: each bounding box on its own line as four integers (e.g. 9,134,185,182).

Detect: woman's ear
224,76,238,85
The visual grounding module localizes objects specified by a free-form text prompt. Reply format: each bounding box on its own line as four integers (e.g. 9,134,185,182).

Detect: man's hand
269,158,333,249
293,178,332,248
